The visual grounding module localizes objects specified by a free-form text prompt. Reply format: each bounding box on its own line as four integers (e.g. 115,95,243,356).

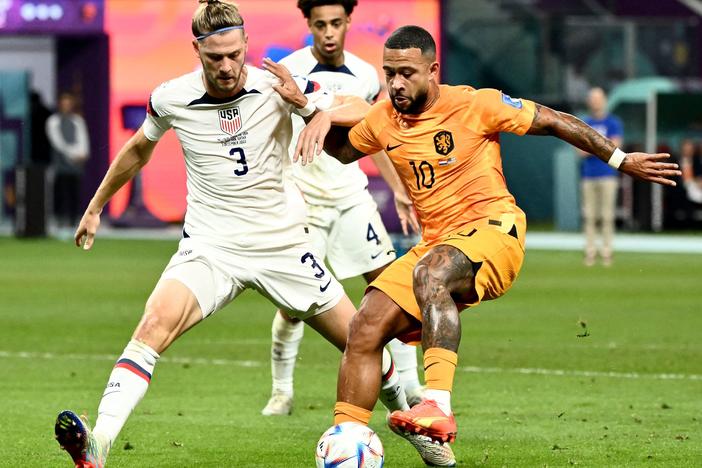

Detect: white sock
378,348,409,411
270,311,304,396
388,339,421,393
424,389,452,415
93,340,159,447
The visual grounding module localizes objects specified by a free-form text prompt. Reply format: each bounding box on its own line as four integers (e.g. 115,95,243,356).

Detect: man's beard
391,90,428,115
210,74,237,94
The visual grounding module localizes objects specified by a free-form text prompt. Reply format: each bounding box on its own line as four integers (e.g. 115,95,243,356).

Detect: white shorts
159,235,345,321
307,198,396,280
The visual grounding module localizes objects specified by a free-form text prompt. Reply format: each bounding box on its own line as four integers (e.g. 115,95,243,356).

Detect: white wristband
296,99,316,117
607,148,626,169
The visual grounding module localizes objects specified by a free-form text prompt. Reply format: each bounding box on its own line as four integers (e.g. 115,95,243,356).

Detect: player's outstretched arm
326,95,370,127
527,104,681,186
74,127,157,250
293,112,365,166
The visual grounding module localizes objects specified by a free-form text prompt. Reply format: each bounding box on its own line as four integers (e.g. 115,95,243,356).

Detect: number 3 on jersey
229,147,248,176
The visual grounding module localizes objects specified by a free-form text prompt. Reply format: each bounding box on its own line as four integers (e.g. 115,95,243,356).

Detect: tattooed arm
527,104,680,186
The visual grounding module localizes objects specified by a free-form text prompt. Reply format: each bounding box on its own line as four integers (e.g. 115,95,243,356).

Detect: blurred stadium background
1,0,701,466
2,0,702,239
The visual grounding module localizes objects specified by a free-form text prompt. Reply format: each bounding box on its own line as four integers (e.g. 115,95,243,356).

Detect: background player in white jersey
261,0,425,418
51,2,444,466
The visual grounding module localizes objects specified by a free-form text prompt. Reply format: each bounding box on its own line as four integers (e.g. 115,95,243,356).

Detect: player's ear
192,39,200,56
429,61,440,80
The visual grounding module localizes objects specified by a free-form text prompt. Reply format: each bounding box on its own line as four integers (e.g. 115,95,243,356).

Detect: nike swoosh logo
319,278,332,292
371,249,396,259
386,143,402,152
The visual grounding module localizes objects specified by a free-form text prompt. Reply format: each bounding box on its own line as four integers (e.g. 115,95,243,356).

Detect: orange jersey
349,85,536,243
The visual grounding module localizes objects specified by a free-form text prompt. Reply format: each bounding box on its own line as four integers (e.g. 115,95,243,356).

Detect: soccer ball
315,422,384,467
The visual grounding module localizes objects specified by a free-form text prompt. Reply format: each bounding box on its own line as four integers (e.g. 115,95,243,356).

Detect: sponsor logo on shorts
319,278,332,292
372,249,396,259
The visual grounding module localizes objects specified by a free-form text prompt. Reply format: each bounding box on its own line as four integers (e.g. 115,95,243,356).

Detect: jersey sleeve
348,106,383,155
142,87,173,141
469,88,536,136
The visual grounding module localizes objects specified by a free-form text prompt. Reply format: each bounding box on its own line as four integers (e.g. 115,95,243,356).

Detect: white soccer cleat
261,393,293,416
388,412,456,466
406,385,426,407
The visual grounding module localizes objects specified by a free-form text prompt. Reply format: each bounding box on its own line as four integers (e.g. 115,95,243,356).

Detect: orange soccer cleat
388,399,457,444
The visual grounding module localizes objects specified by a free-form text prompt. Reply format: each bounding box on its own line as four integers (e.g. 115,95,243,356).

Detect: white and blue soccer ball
315,422,384,468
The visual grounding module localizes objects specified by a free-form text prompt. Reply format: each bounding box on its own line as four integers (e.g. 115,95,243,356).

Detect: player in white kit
261,0,426,421
53,2,425,466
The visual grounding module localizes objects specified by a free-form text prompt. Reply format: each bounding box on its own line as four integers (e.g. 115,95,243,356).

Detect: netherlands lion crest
433,130,454,155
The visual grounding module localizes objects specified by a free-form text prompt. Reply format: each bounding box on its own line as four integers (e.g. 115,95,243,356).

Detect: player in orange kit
290,25,680,455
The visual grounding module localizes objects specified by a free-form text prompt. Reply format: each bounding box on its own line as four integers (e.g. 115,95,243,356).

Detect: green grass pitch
0,237,700,467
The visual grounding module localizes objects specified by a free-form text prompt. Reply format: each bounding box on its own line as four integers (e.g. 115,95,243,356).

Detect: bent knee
137,303,173,340
412,245,476,302
412,260,451,302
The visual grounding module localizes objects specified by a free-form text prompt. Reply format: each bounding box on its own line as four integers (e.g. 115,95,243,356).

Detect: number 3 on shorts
301,252,326,278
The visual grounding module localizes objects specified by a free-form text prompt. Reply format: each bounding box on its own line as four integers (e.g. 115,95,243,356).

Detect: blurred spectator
680,139,702,203
46,91,89,227
30,91,52,166
578,87,623,267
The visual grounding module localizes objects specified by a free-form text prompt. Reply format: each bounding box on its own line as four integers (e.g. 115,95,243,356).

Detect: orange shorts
370,215,526,343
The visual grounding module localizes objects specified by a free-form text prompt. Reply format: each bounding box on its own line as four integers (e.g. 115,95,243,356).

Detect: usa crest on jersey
219,107,242,135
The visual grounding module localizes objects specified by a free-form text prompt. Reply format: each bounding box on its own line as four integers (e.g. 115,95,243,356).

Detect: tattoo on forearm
557,112,615,159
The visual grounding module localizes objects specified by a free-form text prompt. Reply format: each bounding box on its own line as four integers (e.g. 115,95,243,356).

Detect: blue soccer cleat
55,410,107,468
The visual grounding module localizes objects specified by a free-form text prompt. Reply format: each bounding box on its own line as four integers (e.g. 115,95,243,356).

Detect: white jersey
280,47,380,208
142,66,331,250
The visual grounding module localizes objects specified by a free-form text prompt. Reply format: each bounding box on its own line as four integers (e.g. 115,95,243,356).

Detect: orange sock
424,347,458,392
333,402,372,426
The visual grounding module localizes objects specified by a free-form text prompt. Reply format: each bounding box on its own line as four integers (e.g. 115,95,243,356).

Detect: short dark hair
384,25,436,58
297,0,357,18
